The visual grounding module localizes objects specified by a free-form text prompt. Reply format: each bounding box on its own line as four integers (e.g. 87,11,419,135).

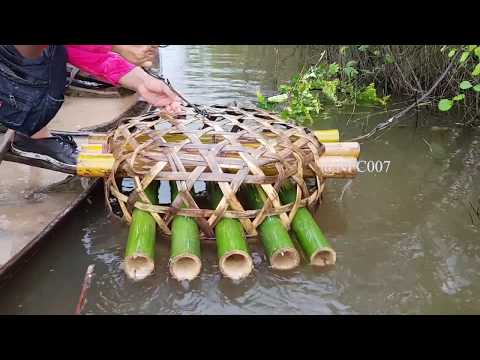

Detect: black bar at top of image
0,5,477,44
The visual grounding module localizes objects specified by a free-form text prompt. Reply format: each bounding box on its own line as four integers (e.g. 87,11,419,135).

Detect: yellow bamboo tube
83,128,358,179
260,156,357,177
315,156,358,178
120,131,359,159
323,142,360,157
313,129,340,143
125,129,342,149
77,152,358,179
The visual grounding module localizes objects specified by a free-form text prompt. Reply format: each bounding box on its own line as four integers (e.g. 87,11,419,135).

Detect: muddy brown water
0,46,479,314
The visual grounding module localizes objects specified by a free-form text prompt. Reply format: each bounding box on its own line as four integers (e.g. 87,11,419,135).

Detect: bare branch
348,58,457,142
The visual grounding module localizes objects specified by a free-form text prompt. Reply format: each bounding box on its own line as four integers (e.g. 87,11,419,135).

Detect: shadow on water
1,45,480,314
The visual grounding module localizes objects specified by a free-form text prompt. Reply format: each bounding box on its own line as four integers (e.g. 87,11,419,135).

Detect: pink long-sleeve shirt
65,45,135,86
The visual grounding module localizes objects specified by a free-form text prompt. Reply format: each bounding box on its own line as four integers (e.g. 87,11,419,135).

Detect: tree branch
348,58,456,142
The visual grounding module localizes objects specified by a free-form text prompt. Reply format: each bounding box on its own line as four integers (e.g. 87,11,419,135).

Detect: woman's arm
68,45,155,66
65,45,135,85
66,45,182,113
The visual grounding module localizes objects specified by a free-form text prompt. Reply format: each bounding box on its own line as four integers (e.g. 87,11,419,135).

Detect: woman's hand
111,45,156,67
119,67,184,115
138,81,184,113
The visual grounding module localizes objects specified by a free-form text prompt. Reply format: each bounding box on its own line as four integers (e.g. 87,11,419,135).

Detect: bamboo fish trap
99,104,358,281
107,105,326,237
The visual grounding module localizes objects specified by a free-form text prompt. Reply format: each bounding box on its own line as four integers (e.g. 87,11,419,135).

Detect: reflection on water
0,46,480,314
161,45,317,105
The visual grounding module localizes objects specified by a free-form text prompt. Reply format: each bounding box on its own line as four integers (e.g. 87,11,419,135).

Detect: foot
11,133,79,167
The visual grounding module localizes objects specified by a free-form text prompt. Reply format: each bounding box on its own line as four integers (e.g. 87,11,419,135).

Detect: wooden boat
0,82,147,283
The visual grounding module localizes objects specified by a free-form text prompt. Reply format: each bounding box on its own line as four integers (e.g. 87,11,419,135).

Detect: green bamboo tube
208,183,253,280
241,185,300,270
279,182,336,266
169,182,201,281
124,181,159,280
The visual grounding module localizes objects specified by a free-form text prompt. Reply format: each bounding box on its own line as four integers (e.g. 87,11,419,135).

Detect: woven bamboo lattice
106,104,326,238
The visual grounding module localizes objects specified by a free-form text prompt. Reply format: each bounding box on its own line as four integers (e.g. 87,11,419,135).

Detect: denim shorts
0,45,67,136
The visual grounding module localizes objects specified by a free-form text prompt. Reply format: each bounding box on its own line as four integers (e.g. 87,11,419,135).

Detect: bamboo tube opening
170,255,202,281
271,248,300,270
310,248,336,266
124,255,155,281
219,251,253,280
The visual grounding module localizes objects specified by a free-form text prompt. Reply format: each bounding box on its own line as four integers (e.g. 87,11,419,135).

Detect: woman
0,45,181,167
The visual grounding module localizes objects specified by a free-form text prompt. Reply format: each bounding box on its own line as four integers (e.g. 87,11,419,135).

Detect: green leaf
256,90,266,103
460,51,470,63
345,67,359,78
473,84,480,92
358,45,369,52
453,94,465,101
467,45,477,52
321,79,339,103
475,47,480,60
384,53,395,64
327,63,339,76
279,84,290,93
280,110,290,119
472,63,480,76
256,90,276,110
339,46,348,55
448,49,457,58
460,80,473,90
356,83,388,106
438,99,453,111
346,60,357,67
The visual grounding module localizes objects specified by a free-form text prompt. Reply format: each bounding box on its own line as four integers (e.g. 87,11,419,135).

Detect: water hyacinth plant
257,53,389,124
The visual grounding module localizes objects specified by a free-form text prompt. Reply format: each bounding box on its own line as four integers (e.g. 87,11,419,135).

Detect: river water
0,45,479,314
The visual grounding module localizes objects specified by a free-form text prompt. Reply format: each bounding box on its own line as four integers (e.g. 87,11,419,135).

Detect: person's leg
12,98,78,166
0,45,54,137
31,127,51,139
7,46,78,166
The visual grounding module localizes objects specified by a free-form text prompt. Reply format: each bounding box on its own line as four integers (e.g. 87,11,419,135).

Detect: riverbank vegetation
257,45,480,135
257,51,389,123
